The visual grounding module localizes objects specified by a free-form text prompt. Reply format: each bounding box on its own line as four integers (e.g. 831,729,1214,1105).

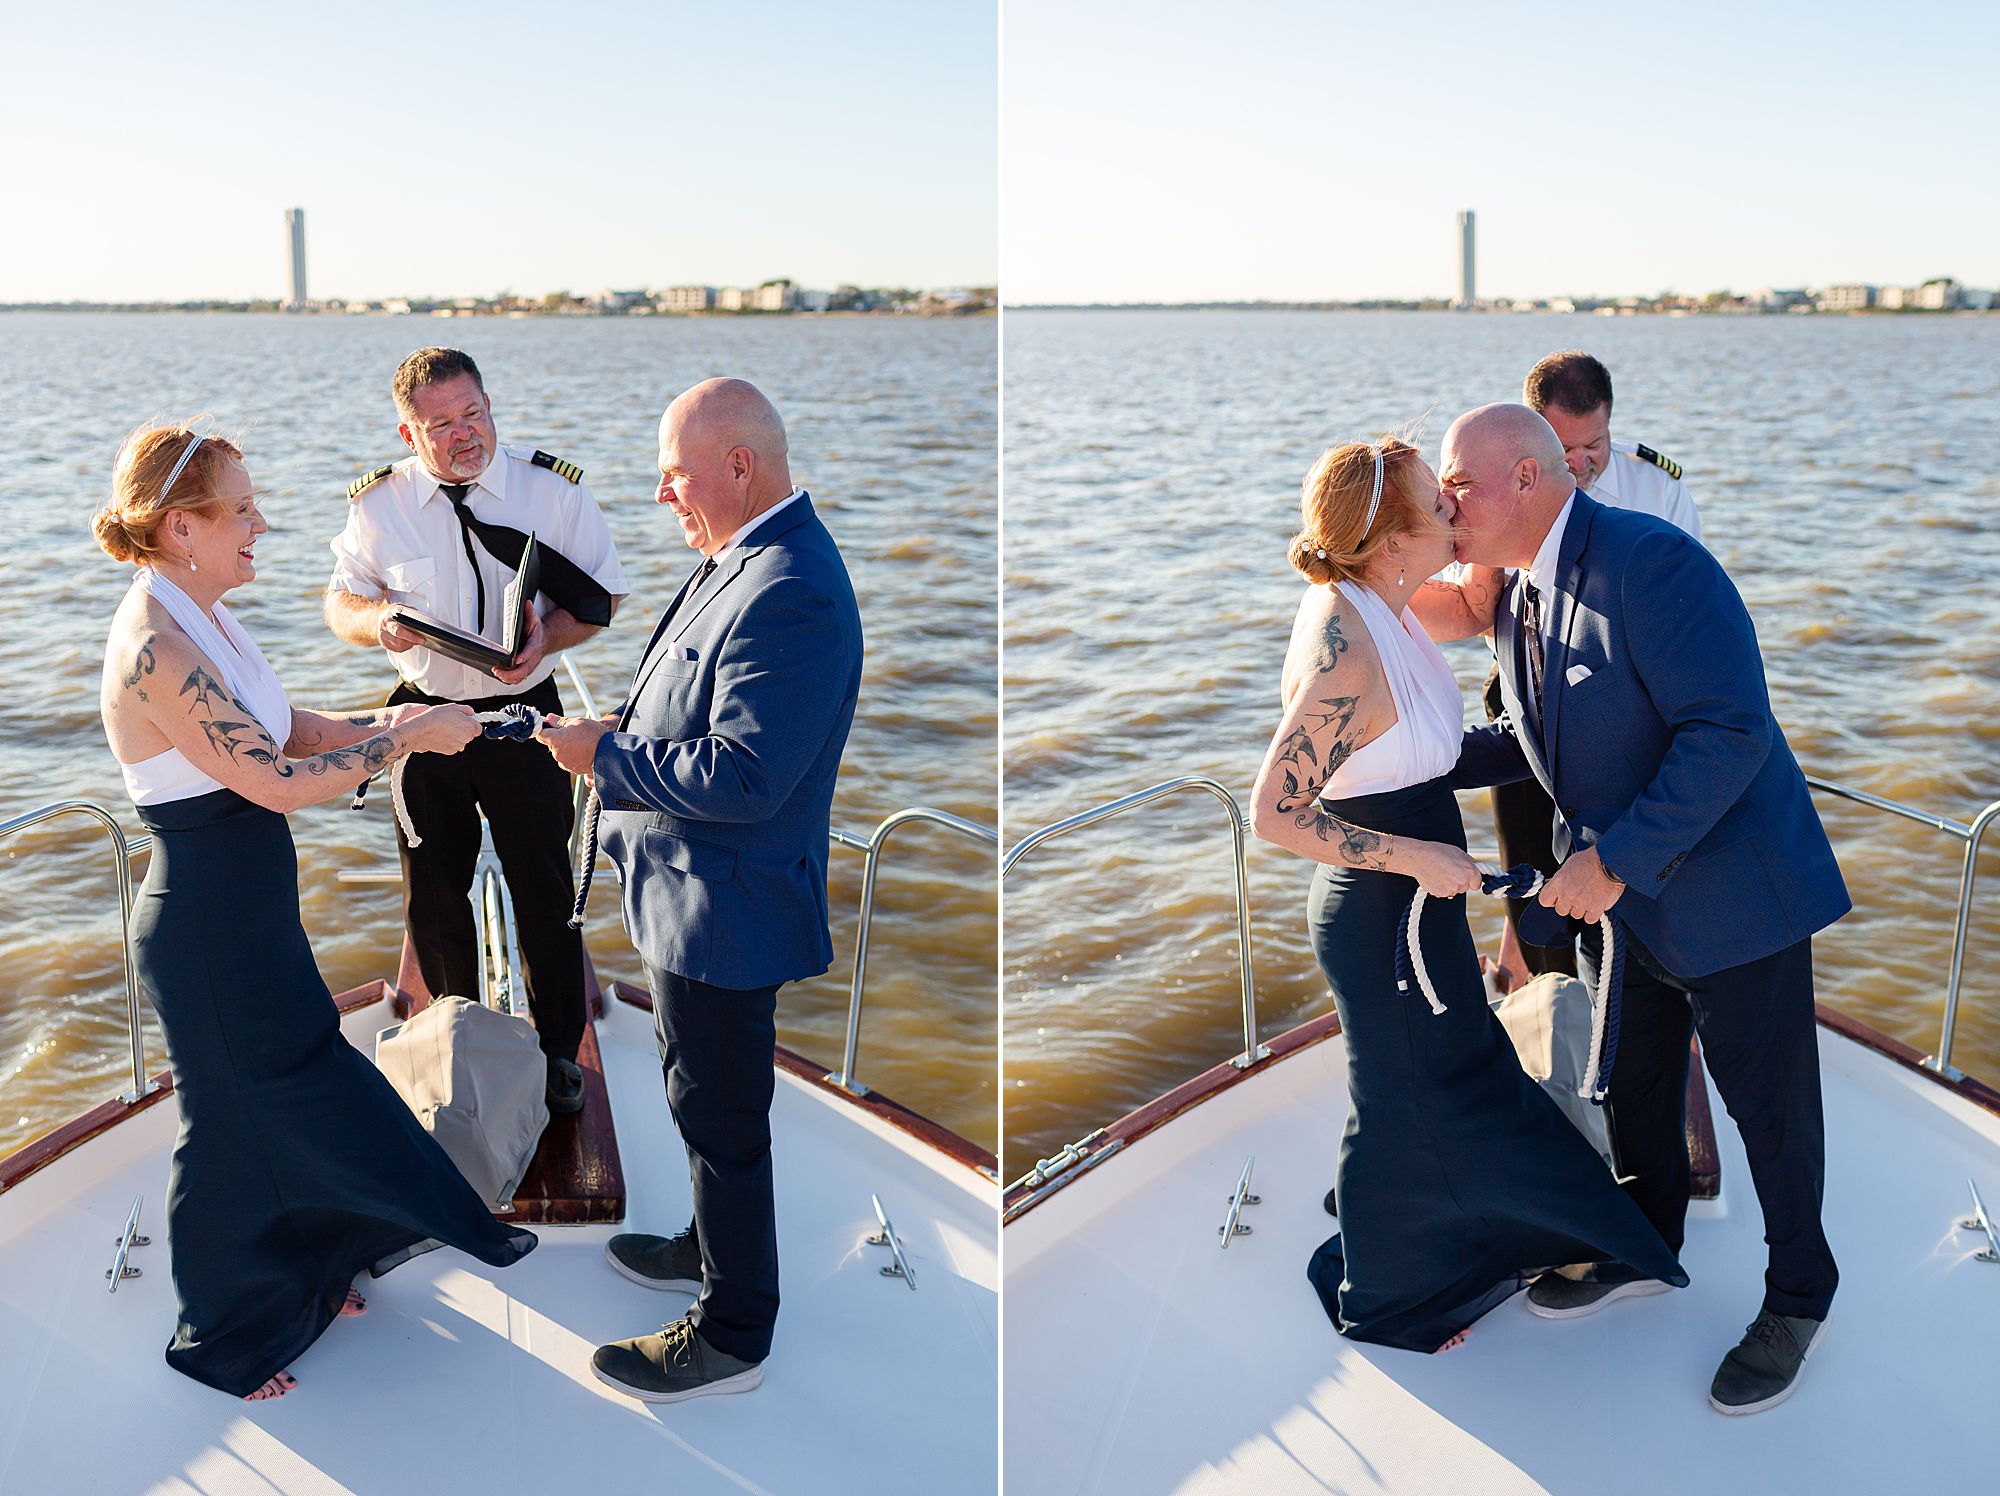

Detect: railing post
0,801,160,1106
1002,777,1269,1072
1930,799,2000,1081
824,808,999,1099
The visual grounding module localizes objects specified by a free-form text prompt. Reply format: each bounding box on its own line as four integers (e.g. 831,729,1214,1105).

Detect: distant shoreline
0,305,996,319
1005,302,1993,317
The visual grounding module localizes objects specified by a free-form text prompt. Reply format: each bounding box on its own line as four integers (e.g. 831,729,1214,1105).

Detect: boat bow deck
0,991,997,1495
1004,1019,2000,1494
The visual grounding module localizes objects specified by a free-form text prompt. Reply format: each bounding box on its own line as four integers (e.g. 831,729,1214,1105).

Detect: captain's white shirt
328,443,628,701
1590,440,1702,542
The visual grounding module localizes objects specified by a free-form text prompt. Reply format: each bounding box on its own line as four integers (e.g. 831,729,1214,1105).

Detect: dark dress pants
1483,667,1576,978
648,963,781,1364
1580,924,1838,1321
390,675,585,1064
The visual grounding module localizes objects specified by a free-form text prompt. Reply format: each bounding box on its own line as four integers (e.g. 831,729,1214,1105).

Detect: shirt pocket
384,556,437,610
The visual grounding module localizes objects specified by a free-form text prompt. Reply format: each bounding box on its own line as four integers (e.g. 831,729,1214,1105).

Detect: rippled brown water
0,312,997,1159
1003,308,2000,1183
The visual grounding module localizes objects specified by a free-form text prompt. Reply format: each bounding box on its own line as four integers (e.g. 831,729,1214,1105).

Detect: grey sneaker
1708,1311,1827,1415
606,1229,703,1293
1524,1264,1676,1319
591,1317,764,1403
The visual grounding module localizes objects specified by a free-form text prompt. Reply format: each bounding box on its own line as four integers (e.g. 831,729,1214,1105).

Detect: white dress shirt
328,444,628,701
710,488,806,566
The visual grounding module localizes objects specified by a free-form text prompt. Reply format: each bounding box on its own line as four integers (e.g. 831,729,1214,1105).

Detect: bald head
1439,403,1577,568
656,378,796,556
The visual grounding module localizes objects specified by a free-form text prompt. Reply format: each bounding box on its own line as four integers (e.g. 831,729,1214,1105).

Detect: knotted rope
349,704,598,928
1393,861,1624,1104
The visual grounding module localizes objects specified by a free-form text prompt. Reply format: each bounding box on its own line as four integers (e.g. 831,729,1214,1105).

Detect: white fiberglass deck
0,994,997,1496
1005,1021,2000,1494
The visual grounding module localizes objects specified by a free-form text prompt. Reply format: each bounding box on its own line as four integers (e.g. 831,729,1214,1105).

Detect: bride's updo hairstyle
94,425,245,566
1288,435,1439,586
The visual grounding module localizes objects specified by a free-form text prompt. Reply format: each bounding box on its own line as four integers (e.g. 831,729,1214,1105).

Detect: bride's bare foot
1435,1330,1470,1353
243,1370,297,1401
339,1287,367,1317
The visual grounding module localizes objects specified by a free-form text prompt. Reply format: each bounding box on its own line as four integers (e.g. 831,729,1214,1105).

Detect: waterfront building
591,288,652,312
799,288,833,313
1455,210,1475,308
755,279,799,312
1879,285,1908,310
660,285,717,312
717,286,750,311
1917,278,1962,311
1818,284,1876,311
284,207,307,308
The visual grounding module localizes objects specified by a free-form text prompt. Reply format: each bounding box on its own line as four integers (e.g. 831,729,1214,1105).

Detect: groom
538,378,863,1402
1442,404,1849,1415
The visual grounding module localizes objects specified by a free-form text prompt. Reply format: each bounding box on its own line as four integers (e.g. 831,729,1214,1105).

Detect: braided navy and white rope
349,702,597,926
1393,861,1624,1104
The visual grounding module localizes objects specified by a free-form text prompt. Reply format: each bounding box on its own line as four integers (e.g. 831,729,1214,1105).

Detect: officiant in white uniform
324,346,627,1114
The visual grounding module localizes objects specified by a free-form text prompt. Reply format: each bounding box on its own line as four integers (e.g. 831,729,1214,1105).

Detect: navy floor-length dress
1304,777,1687,1352
134,788,537,1396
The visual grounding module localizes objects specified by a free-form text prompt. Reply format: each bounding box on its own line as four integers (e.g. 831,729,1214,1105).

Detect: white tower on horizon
1456,210,1476,309
285,208,307,309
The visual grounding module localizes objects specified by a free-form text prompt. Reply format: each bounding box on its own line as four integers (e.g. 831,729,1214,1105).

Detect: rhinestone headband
159,433,206,503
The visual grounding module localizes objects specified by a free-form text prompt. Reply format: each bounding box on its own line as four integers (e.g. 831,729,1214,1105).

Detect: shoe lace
1743,1313,1797,1356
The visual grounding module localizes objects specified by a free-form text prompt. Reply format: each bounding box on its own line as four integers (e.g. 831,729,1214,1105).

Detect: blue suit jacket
1450,493,1848,978
592,495,863,989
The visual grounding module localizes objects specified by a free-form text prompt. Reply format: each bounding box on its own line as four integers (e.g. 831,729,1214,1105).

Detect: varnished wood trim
0,980,391,1194
610,980,997,1180
1686,1035,1721,1200
1815,1003,2000,1119
1001,1012,1345,1217
500,1008,627,1225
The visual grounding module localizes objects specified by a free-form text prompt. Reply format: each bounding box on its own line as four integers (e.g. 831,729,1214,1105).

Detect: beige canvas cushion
1490,971,1613,1165
375,996,550,1211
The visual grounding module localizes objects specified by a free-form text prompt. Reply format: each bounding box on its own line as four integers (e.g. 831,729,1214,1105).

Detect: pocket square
1565,664,1593,686
666,645,698,661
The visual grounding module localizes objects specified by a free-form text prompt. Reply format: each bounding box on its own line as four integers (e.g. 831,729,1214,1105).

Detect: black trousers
389,675,584,1064
646,964,782,1364
1483,667,1576,978
1580,925,1838,1320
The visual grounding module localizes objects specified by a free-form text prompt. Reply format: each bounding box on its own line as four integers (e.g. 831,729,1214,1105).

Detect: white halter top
1316,579,1465,799
115,568,293,806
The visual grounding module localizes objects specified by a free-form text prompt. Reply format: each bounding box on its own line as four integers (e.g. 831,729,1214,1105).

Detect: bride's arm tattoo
120,637,159,702
1265,611,1397,871
178,665,404,781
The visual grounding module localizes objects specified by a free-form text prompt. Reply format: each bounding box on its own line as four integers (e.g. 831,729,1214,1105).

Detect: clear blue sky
1004,0,2000,303
2,0,996,301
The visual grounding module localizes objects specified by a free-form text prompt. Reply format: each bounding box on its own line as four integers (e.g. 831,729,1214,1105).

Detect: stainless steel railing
0,800,159,1105
824,808,1000,1097
1002,776,1271,1070
1000,771,2000,1090
1805,774,2000,1079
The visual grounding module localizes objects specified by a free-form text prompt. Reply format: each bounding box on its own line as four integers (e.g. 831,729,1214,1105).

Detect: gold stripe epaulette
531,449,584,484
1634,444,1682,481
347,464,395,501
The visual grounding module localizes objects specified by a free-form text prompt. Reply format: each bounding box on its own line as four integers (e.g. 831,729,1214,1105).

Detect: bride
95,425,538,1400
1249,433,1684,1353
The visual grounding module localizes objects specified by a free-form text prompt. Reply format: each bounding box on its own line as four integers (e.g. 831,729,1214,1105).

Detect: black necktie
1522,580,1547,722
437,482,615,630
694,557,718,590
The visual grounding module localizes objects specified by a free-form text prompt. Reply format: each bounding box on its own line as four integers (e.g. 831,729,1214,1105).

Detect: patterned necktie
1522,580,1546,722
